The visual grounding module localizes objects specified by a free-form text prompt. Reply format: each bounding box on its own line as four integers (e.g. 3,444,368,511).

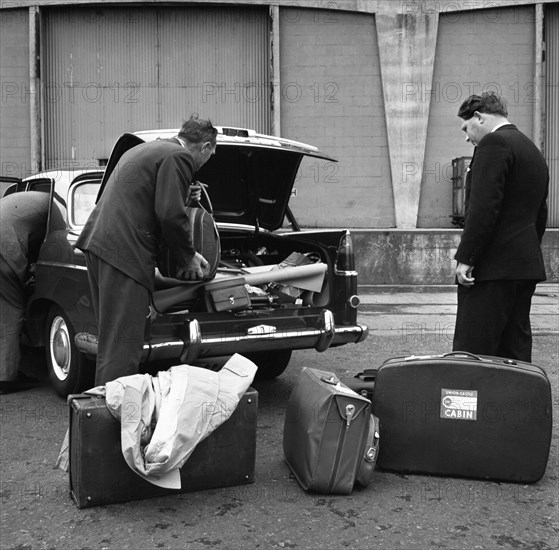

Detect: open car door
1,177,24,197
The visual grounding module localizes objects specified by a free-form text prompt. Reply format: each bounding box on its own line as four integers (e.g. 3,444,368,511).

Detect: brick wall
279,8,393,228
0,9,31,188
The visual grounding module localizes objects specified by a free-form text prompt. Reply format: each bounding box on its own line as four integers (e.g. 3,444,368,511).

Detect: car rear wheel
247,349,292,380
45,305,95,397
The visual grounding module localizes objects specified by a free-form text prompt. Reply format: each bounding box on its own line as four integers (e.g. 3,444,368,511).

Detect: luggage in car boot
283,367,379,494
68,388,258,508
372,352,552,483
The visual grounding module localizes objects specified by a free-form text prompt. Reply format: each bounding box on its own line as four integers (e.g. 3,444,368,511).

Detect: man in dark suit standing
452,92,549,362
76,115,217,385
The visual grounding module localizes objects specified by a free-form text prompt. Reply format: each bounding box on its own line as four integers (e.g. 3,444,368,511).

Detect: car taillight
335,232,356,274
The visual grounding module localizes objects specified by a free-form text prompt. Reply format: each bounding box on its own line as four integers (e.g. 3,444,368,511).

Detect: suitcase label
440,389,478,421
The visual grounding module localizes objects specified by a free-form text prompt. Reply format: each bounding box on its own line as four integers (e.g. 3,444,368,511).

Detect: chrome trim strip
187,322,367,351
37,260,87,271
201,328,324,345
149,341,185,350
76,323,369,362
334,269,358,277
180,319,202,364
315,309,335,352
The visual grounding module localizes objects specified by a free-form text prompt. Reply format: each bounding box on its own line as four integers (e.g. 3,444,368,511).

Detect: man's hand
189,181,207,203
176,252,210,281
455,262,475,286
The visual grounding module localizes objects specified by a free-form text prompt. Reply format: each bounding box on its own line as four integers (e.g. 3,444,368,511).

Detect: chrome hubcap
49,316,71,381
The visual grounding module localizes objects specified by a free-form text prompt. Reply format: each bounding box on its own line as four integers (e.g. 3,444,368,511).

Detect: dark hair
457,92,508,120
178,114,217,145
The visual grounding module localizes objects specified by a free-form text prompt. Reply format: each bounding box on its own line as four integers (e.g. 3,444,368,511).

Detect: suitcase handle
443,351,482,361
321,375,339,385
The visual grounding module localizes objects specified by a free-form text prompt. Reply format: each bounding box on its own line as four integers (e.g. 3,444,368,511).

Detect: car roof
24,168,103,182
20,169,104,203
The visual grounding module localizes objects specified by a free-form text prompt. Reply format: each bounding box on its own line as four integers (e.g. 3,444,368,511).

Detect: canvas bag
283,367,378,494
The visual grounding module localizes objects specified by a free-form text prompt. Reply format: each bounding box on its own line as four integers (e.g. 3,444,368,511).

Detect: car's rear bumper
75,309,368,364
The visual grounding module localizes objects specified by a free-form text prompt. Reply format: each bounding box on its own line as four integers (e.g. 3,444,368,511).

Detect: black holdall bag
158,182,221,281
283,367,380,494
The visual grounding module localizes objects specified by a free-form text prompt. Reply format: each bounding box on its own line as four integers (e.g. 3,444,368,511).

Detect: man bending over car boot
76,115,217,386
0,191,50,394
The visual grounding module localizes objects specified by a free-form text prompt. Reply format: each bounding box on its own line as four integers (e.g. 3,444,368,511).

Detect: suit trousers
452,279,537,362
84,252,150,386
0,257,25,381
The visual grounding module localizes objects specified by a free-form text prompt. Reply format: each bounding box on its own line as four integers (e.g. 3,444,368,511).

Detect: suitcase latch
345,404,356,426
365,446,377,462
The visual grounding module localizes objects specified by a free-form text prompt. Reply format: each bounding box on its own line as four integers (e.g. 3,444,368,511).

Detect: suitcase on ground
283,367,379,494
372,352,552,483
69,387,258,508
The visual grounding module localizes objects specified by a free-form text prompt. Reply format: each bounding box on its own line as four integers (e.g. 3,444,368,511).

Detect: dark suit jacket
0,191,50,282
454,124,549,282
76,138,197,290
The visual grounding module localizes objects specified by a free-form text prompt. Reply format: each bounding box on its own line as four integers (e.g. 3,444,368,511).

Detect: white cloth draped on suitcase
103,354,257,489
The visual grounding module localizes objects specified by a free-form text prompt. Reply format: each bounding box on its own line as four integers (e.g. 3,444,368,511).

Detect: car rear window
72,181,101,226
27,180,53,193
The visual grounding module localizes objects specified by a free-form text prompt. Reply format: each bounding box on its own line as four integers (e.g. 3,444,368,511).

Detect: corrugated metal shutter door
0,9,31,183
42,6,269,168
157,8,270,133
545,4,559,227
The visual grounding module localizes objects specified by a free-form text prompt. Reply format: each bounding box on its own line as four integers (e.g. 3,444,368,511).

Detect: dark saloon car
2,127,368,397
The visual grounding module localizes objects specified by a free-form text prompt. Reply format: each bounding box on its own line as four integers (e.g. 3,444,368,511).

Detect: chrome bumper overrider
75,309,368,364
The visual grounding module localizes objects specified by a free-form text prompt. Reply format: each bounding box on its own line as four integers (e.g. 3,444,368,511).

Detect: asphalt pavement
1,283,558,550
358,283,559,337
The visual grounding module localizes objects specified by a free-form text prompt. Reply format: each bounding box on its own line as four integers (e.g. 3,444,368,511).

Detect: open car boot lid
97,127,337,232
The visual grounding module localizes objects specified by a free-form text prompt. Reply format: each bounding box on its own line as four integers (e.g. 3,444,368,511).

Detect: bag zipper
326,403,355,492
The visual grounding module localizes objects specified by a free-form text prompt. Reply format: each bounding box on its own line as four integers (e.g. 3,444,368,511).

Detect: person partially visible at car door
76,114,217,386
0,191,50,394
